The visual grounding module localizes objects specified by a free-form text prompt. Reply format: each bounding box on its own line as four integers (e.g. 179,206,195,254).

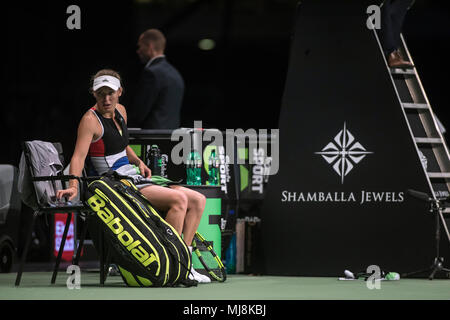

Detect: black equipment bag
84,175,195,287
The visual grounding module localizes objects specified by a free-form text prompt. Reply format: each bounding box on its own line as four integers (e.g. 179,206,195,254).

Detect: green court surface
1,272,449,300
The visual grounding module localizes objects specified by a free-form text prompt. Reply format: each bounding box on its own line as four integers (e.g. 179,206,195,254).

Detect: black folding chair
15,141,108,286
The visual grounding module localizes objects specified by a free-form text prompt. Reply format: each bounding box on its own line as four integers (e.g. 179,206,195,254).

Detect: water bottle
384,272,400,281
225,233,236,274
208,149,219,186
149,145,162,176
186,152,194,185
193,151,202,185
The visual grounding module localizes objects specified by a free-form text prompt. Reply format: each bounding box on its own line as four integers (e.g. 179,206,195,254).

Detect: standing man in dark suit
131,29,185,129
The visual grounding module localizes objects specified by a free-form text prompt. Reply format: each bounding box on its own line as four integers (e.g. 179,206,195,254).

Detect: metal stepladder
371,27,450,279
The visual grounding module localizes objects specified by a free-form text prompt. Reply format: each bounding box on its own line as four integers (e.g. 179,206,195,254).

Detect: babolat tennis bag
84,175,195,287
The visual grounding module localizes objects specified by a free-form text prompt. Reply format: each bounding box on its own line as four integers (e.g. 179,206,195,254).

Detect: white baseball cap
93,75,121,91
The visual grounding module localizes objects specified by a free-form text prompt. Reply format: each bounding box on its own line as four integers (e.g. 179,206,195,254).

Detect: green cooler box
186,186,224,276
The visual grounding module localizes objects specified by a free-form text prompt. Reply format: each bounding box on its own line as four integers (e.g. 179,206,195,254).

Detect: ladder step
402,103,429,110
428,172,450,179
414,137,443,144
390,68,415,75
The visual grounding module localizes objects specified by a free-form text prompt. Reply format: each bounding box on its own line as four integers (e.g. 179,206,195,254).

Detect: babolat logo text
87,194,158,268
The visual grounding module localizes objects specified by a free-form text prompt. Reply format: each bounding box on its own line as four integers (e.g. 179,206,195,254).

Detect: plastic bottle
149,145,162,176
384,272,400,281
225,233,236,274
208,149,219,186
186,152,194,185
193,151,202,185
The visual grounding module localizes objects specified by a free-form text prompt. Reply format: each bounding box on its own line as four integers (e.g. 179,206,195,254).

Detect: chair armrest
79,173,130,183
32,175,81,182
79,176,102,183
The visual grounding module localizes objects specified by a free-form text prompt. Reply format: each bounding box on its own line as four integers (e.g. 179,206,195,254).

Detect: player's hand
139,161,152,178
56,186,78,201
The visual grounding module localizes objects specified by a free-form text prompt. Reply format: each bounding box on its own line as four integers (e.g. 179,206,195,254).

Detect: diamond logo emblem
315,123,373,184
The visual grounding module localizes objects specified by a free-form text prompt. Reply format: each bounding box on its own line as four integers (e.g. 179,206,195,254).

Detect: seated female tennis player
56,69,211,283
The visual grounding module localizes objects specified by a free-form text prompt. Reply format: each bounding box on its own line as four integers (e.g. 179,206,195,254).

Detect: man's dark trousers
380,0,414,55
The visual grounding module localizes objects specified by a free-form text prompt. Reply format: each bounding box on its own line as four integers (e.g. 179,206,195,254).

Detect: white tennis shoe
189,266,211,283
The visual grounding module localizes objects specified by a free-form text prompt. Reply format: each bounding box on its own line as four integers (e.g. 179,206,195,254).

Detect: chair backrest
0,165,21,225
18,141,65,209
